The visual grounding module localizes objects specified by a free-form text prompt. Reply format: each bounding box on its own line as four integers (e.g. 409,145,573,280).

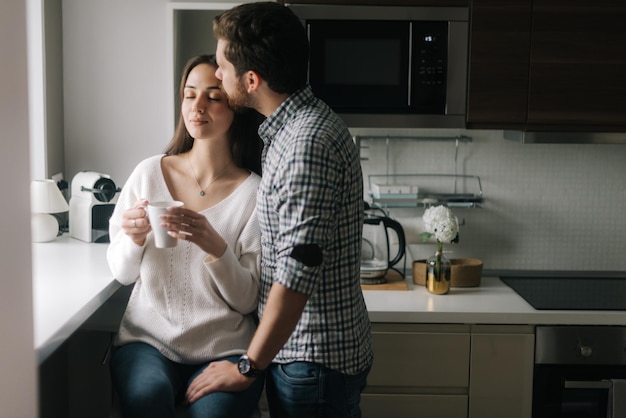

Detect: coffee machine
69,171,120,243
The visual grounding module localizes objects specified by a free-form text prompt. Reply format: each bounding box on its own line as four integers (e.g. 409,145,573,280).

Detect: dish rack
368,173,484,209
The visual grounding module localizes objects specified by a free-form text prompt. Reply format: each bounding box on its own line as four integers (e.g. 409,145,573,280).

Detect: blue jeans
265,361,370,418
110,342,264,418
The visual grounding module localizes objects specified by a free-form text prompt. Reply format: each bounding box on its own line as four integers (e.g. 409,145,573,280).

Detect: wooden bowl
412,258,483,287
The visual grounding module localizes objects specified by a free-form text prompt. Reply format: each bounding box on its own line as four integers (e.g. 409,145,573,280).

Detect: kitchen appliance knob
580,345,593,357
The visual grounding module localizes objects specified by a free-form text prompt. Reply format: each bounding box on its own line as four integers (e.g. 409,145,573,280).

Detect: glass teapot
360,204,406,284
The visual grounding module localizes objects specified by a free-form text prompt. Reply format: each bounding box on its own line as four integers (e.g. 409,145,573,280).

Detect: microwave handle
407,22,413,107
564,380,612,389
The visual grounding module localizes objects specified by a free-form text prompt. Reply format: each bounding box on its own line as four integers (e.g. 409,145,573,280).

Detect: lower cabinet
362,394,468,418
39,330,114,418
363,323,471,418
468,325,535,418
363,323,534,418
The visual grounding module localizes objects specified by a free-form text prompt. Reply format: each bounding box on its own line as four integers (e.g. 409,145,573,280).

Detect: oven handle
564,380,613,389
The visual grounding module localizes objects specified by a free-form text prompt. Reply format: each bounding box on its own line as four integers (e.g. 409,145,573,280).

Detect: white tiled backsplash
353,128,626,272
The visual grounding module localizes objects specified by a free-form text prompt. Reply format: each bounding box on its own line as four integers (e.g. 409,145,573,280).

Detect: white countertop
32,235,626,363
364,278,626,326
32,234,121,363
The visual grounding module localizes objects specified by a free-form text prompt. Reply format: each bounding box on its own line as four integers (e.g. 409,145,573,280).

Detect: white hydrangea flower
422,205,459,244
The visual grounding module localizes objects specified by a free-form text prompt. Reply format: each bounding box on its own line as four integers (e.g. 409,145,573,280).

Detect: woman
106,54,264,418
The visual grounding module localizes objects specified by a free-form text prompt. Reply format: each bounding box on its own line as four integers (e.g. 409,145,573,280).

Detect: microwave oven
287,4,469,129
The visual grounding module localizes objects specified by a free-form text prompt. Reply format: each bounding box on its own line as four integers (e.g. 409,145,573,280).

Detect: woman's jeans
110,342,264,418
265,361,370,418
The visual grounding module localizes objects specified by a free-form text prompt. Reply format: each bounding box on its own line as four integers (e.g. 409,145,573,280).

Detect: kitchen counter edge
362,276,626,326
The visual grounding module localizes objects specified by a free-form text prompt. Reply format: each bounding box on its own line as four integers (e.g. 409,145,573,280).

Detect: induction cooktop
501,276,626,311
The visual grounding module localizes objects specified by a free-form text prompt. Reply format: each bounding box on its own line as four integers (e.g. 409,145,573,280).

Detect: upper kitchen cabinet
527,1,626,131
282,1,468,6
465,0,531,130
467,0,626,133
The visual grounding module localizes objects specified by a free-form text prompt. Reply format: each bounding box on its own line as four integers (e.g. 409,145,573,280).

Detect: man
185,3,373,417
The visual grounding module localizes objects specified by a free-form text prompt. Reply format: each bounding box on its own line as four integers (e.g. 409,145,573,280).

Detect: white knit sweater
107,155,261,363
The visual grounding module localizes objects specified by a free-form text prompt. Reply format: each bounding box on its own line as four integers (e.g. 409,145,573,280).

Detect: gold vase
426,242,451,295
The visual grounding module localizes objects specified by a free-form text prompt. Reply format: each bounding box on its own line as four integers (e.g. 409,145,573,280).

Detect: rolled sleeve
272,138,339,295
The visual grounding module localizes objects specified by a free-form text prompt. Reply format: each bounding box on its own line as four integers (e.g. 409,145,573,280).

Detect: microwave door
307,20,411,113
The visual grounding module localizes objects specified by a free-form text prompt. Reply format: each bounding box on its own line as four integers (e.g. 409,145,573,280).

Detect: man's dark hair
213,2,309,94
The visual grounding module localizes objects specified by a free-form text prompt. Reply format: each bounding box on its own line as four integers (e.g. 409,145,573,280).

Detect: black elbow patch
289,244,323,267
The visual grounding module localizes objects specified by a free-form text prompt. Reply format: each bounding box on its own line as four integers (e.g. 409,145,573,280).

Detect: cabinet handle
564,380,612,389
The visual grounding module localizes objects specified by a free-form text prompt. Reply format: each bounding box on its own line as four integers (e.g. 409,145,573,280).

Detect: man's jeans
265,361,370,418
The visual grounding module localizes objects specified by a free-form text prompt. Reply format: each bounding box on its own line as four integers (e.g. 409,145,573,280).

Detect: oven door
533,326,626,418
533,366,626,418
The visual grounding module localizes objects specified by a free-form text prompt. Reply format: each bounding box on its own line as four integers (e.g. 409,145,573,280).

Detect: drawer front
362,394,468,418
368,328,470,388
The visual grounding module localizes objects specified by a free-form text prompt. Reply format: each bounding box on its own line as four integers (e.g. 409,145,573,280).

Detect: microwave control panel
411,21,448,112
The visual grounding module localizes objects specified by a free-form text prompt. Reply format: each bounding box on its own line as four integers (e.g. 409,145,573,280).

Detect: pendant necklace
187,154,232,197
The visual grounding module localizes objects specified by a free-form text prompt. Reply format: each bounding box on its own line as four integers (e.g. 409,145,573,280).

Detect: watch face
238,356,251,375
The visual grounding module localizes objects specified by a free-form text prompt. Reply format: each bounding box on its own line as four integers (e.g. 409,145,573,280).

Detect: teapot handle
381,217,406,268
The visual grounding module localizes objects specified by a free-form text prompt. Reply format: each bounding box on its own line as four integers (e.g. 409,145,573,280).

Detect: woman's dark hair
163,54,264,175
213,2,309,95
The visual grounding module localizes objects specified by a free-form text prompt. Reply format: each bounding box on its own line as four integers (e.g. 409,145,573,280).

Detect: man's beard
224,80,255,112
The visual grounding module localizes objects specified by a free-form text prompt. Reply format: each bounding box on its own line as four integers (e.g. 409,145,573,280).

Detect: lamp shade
31,179,69,214
31,179,69,242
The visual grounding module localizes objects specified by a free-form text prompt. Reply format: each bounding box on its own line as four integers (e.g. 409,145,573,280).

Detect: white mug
147,201,184,248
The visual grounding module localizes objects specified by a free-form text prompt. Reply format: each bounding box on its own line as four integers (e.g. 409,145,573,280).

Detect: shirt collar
258,84,316,145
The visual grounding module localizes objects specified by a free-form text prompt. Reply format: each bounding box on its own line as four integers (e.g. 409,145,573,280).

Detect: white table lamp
31,179,69,242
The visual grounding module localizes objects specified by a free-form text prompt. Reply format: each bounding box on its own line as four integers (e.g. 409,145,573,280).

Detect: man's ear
244,70,262,93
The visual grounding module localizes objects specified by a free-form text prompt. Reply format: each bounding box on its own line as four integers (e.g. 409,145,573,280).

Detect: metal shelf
367,173,484,209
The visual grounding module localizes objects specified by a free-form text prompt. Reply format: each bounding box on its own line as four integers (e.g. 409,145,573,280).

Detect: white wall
59,0,626,273
60,0,246,189
62,0,172,185
0,0,38,416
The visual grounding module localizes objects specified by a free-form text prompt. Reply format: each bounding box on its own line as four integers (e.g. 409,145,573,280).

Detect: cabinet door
466,0,532,129
468,326,534,418
468,0,626,131
367,323,470,389
362,394,467,418
527,0,626,130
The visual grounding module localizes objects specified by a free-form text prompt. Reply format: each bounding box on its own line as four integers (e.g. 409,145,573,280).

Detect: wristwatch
237,354,263,378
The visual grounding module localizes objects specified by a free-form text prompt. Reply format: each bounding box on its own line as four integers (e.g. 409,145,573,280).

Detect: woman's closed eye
208,92,224,101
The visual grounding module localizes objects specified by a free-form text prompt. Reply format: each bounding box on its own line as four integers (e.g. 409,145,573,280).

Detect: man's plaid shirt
256,85,373,375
